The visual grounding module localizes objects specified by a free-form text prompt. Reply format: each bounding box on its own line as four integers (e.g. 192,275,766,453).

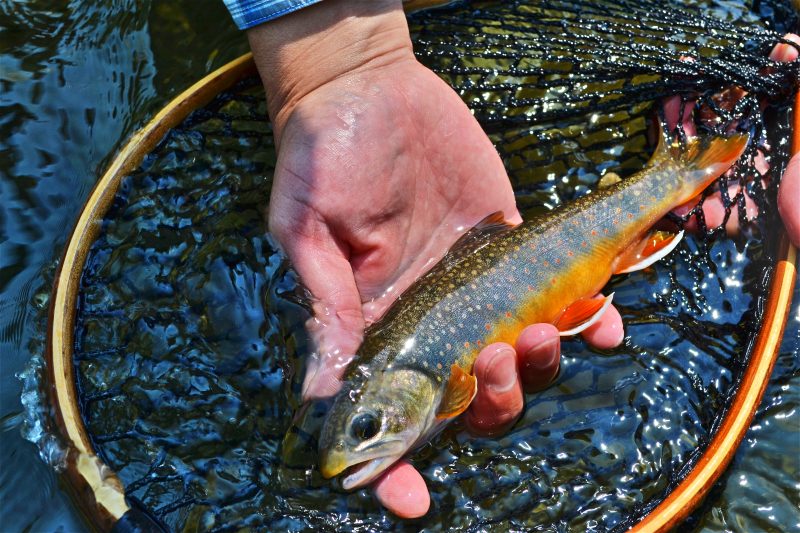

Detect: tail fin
650,124,749,201
682,133,749,174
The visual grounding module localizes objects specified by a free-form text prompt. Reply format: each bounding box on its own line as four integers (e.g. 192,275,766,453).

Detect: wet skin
246,0,800,518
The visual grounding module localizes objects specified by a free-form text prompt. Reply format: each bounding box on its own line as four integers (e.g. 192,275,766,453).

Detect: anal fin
556,293,615,336
436,364,477,420
614,230,684,275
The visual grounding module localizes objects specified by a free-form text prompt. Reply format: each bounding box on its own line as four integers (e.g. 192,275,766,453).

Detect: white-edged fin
558,293,615,337
616,230,684,274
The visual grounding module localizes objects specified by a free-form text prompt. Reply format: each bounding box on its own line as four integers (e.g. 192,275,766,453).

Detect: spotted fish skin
318,133,748,488
357,135,747,382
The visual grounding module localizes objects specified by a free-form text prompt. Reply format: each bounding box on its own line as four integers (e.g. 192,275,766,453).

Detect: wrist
246,0,413,138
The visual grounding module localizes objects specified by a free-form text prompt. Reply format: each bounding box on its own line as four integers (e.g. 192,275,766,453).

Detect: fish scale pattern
71,0,796,531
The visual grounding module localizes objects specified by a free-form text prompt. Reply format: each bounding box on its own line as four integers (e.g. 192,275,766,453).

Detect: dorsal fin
449,211,516,254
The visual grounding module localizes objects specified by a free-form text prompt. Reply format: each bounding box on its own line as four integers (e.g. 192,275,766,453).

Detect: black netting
71,0,798,531
411,0,798,234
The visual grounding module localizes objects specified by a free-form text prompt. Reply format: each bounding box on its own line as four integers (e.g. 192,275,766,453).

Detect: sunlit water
2,1,798,532
1,1,248,530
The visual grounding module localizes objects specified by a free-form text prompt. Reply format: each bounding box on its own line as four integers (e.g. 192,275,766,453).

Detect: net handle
45,53,797,531
630,90,800,533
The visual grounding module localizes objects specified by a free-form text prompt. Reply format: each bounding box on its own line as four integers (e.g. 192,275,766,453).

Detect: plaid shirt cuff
223,0,324,29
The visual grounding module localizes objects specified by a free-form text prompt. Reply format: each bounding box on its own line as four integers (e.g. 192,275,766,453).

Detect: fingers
670,181,760,236
372,313,623,517
372,460,430,519
663,94,697,137
581,300,624,349
769,33,800,62
773,34,800,248
465,303,622,436
515,324,561,393
465,343,524,436
663,34,800,237
778,153,800,248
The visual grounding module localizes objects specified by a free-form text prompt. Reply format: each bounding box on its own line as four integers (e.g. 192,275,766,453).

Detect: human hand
247,0,623,518
664,34,800,246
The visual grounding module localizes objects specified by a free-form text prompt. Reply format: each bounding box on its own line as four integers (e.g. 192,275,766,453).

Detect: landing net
68,0,797,531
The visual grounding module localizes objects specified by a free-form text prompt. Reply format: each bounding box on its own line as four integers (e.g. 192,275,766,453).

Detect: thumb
466,343,524,436
272,218,365,402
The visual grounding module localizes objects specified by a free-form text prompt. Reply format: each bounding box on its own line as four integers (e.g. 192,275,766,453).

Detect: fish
317,131,748,490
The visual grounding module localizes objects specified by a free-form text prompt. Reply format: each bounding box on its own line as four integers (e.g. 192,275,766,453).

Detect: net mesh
70,0,797,531
411,0,797,233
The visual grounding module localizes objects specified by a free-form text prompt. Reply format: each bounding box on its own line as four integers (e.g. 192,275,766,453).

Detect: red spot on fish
567,251,574,257
476,340,483,347
628,213,634,219
555,258,561,264
485,324,492,330
551,278,557,285
505,311,512,318
591,230,598,236
464,342,471,348
582,241,588,247
527,285,533,291
603,228,609,234
543,260,550,266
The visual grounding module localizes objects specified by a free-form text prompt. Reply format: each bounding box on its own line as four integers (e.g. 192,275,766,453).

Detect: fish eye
349,412,381,441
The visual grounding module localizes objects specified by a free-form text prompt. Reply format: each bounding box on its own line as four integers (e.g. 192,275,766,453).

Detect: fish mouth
341,454,401,490
320,440,406,490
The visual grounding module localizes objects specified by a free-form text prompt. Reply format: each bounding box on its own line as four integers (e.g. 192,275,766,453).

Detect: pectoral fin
614,230,684,274
436,364,478,420
556,293,615,336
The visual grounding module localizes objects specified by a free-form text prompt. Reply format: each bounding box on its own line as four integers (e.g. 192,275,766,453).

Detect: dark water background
1,0,798,531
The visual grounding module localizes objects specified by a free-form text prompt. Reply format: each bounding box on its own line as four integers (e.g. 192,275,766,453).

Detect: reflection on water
1,0,798,532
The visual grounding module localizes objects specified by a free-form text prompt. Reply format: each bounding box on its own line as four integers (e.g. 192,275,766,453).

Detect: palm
269,59,519,398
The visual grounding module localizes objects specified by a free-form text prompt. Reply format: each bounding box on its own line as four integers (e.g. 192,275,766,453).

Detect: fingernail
525,336,560,370
520,337,560,393
486,348,518,393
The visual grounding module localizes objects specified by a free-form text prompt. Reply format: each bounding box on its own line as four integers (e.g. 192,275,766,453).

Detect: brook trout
318,132,748,490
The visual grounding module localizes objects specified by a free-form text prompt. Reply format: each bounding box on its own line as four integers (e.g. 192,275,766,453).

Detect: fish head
318,365,439,490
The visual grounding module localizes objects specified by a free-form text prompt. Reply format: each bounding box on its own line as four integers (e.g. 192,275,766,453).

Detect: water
1,0,798,531
0,1,248,530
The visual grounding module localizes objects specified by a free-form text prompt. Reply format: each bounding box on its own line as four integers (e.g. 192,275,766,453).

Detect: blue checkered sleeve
223,0,324,29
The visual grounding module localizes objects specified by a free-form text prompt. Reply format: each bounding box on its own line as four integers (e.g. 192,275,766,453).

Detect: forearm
246,0,413,139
